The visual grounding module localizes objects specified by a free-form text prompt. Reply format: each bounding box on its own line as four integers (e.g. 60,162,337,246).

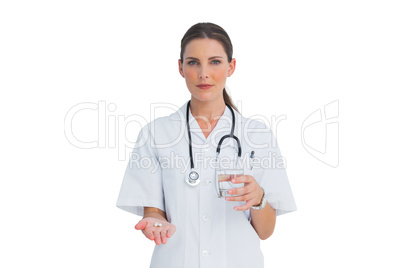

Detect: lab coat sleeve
116,123,165,217
253,123,297,216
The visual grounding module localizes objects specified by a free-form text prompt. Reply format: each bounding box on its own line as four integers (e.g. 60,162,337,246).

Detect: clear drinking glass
216,168,244,198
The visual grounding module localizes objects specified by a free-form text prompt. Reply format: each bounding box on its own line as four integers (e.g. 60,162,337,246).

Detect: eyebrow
185,56,224,60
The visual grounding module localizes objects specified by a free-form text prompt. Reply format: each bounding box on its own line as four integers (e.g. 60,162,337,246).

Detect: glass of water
216,168,244,198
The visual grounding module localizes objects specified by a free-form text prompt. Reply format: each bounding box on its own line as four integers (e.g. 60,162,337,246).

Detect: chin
189,90,223,103
191,94,218,103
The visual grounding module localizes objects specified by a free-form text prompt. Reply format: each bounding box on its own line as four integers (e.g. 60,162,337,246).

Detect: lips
196,84,213,90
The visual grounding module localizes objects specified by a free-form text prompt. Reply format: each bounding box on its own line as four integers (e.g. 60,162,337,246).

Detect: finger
233,200,254,211
231,175,254,184
160,230,167,244
153,230,162,245
227,185,252,196
135,219,147,230
142,228,155,240
226,192,254,202
166,225,176,238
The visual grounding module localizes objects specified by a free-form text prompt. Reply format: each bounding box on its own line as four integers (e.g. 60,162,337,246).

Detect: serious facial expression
179,38,236,103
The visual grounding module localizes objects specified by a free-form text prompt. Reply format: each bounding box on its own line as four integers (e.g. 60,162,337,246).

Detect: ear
227,58,236,77
178,59,185,78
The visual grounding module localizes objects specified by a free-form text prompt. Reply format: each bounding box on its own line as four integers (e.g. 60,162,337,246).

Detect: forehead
183,38,226,58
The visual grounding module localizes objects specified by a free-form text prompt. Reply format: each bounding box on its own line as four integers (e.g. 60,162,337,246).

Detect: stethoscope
186,100,242,186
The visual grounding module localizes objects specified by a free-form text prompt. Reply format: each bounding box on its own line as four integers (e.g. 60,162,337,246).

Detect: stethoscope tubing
186,100,242,186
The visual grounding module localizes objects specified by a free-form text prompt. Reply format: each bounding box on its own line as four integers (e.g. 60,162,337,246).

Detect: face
179,38,236,103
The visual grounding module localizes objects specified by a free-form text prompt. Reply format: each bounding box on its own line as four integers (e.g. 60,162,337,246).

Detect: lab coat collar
168,102,188,122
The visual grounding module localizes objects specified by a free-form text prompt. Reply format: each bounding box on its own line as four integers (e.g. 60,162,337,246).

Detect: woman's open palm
135,217,176,245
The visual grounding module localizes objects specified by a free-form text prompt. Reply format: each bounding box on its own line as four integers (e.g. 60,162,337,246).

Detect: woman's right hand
135,217,176,245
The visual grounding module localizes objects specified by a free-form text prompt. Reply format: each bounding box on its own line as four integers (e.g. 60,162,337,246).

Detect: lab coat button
202,250,209,257
202,180,212,186
204,147,210,152
202,214,209,221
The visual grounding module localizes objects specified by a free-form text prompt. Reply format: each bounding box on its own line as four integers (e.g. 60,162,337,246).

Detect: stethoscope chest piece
186,170,200,186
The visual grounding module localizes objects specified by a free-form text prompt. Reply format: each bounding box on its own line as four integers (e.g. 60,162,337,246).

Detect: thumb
135,219,147,230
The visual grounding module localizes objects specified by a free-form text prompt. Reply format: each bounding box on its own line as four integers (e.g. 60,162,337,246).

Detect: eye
187,60,198,65
211,60,221,65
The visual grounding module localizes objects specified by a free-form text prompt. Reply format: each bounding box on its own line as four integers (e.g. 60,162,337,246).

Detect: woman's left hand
225,175,264,211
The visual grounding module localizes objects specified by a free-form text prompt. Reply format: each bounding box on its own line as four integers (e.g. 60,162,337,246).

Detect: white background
1,0,401,267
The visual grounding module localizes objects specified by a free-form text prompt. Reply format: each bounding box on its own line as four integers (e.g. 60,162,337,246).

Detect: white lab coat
116,102,297,268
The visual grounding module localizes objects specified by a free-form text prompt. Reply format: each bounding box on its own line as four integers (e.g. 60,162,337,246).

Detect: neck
190,97,226,122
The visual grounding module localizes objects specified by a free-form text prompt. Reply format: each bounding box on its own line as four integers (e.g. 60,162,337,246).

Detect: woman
117,22,297,268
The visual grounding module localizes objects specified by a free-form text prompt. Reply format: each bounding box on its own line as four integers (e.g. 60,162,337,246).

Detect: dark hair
180,22,239,113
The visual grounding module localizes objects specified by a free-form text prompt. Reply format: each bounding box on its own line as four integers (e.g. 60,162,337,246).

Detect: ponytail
223,88,240,114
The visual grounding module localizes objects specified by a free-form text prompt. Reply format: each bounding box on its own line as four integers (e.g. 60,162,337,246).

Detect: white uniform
116,102,297,268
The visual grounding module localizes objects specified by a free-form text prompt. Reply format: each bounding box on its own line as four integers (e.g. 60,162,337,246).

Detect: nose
199,65,209,79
